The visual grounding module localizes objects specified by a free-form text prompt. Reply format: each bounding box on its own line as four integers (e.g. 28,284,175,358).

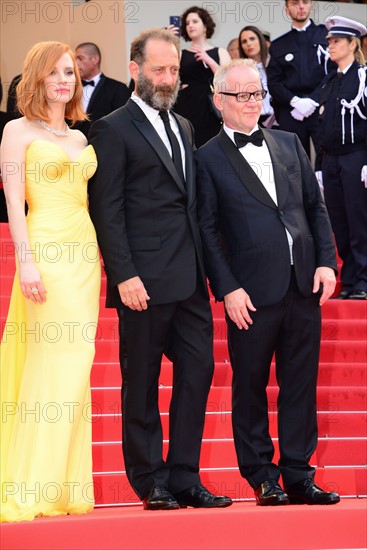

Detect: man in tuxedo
267,0,335,158
74,42,130,136
196,59,340,506
88,29,232,511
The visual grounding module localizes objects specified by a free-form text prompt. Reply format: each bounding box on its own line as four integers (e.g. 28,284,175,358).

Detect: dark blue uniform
268,21,336,156
317,61,367,294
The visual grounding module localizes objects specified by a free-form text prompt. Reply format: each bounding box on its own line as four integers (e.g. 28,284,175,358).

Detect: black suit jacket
75,74,130,136
88,99,207,307
195,129,337,307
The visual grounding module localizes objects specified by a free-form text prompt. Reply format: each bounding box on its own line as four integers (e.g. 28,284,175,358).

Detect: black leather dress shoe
349,290,367,300
174,484,232,508
143,485,180,510
285,479,340,505
333,289,351,299
255,480,289,506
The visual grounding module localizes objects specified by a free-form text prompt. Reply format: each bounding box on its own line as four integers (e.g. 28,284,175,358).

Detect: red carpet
1,500,366,550
1,223,366,548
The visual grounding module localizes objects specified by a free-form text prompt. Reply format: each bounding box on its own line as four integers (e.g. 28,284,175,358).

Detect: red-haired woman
0,41,101,522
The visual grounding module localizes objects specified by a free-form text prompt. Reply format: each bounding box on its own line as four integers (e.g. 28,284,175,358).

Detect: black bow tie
82,79,95,87
234,129,264,148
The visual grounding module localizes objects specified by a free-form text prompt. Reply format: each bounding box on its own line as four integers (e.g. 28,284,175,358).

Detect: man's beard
136,70,180,111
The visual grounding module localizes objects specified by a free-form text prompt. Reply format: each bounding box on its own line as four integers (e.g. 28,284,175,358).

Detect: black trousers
322,149,367,293
228,270,321,489
117,286,214,499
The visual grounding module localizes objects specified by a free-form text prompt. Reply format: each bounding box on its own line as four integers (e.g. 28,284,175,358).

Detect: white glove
315,171,323,190
290,96,319,118
290,108,304,121
361,165,367,188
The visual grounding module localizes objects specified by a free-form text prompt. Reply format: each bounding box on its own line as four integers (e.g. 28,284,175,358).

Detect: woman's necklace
37,119,70,137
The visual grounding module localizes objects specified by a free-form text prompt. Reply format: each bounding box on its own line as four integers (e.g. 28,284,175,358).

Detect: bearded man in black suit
74,42,130,136
196,58,340,507
88,29,232,512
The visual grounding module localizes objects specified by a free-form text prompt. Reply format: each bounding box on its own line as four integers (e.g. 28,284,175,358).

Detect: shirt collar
339,62,353,75
292,20,311,32
85,72,102,86
131,91,166,125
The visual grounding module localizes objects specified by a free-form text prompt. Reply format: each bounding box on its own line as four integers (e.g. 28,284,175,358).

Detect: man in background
267,0,336,158
74,42,130,136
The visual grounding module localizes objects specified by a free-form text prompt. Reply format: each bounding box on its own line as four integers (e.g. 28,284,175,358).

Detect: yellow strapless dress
0,141,101,522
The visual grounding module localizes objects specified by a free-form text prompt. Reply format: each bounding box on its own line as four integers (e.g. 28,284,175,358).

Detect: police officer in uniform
317,17,367,300
267,0,336,157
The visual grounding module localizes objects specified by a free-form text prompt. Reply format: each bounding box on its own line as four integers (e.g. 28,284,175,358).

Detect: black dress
174,48,221,148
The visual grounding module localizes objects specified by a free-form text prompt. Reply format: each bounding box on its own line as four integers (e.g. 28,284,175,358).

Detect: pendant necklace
37,119,70,137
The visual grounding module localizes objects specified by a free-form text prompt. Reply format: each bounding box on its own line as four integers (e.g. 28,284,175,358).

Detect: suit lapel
126,100,187,196
217,129,276,210
87,73,105,112
262,129,289,211
171,111,194,201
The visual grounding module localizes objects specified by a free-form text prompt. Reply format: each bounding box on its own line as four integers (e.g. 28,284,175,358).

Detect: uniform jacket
267,21,336,107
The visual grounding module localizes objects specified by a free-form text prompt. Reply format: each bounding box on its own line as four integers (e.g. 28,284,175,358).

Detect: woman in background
174,6,231,147
317,17,367,300
0,41,101,522
238,25,275,128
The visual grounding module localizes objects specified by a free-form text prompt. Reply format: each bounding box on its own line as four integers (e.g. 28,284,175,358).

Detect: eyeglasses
219,89,267,102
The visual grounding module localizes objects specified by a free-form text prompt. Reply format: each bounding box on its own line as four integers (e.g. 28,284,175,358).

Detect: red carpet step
1,500,366,550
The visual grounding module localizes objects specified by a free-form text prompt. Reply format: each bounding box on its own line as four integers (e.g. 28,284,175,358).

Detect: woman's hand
166,24,180,36
19,262,47,304
190,45,218,72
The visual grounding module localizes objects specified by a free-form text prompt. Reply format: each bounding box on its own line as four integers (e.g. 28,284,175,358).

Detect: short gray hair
214,59,260,92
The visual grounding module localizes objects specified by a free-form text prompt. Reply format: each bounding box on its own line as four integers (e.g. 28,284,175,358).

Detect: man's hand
290,96,319,118
290,108,304,121
224,288,256,330
313,267,336,306
118,276,150,311
361,165,367,188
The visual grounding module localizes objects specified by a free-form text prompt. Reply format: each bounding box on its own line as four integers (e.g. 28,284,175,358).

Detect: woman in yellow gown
0,42,101,522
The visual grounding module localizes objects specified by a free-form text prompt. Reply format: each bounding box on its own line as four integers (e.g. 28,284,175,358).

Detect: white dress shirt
223,123,294,263
131,92,186,177
82,72,102,112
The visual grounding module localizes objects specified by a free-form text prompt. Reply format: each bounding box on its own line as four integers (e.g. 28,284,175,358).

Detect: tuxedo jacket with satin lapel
195,128,337,307
75,74,131,137
88,98,207,307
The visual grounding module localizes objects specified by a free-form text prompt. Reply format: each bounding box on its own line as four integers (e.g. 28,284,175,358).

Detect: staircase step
92,338,367,364
210,298,367,319
212,316,367,341
91,438,366,473
1,499,366,550
92,466,365,506
92,410,367,442
211,361,367,387
90,360,366,388
90,385,367,413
